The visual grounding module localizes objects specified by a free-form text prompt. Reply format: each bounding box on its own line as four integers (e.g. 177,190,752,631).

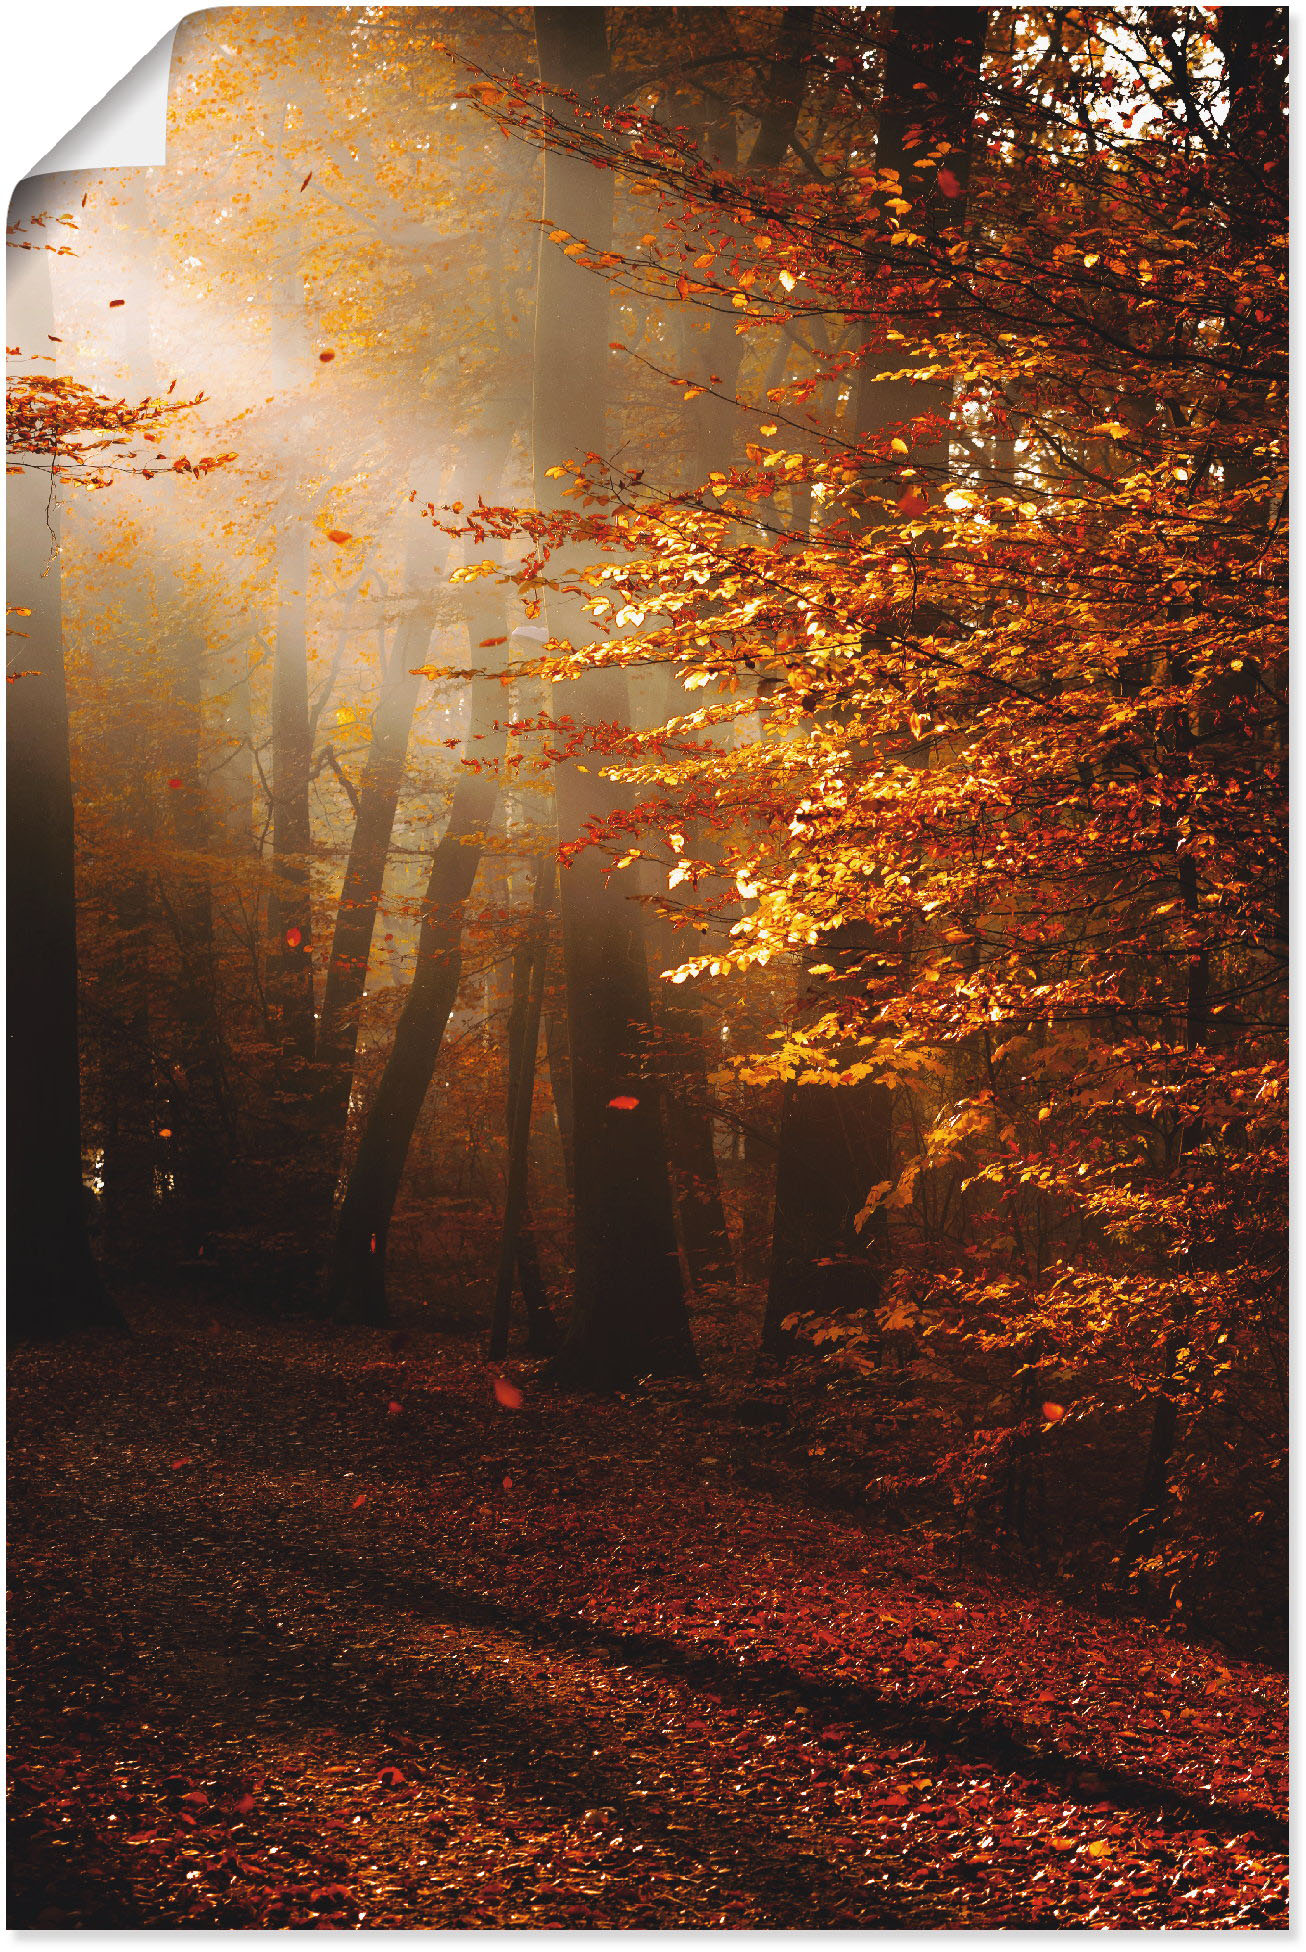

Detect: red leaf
285,926,302,948
351,1492,367,1509
1042,1400,1067,1422
387,1400,403,1415
937,167,962,198
167,777,183,790
232,1793,255,1815
325,528,351,545
608,1094,640,1110
377,1766,405,1786
493,1376,524,1410
502,1475,513,1491
319,349,335,362
170,1458,191,1470
109,299,125,308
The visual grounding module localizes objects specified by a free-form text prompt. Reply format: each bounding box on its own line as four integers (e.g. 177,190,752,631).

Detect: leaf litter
7,1307,1286,1929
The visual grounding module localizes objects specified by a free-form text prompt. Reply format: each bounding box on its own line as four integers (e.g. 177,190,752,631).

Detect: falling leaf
109,299,125,308
778,269,796,292
1042,1401,1066,1422
898,484,928,519
502,1475,513,1490
285,926,303,949
167,777,183,790
351,1492,368,1509
937,167,962,198
608,1095,640,1110
300,172,313,191
377,1766,405,1787
493,1376,524,1409
170,1458,191,1470
387,1400,403,1415
891,437,910,456
319,349,335,362
326,529,352,544
158,1127,173,1139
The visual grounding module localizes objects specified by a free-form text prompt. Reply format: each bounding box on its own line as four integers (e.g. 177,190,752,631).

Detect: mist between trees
7,4,1285,1643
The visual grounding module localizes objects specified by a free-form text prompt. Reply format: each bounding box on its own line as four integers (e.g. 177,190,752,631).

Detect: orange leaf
493,1376,524,1410
326,529,352,545
1042,1401,1066,1423
285,926,302,948
898,485,928,519
608,1094,640,1110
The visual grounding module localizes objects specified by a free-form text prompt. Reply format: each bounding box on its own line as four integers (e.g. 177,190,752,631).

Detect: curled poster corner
22,25,177,181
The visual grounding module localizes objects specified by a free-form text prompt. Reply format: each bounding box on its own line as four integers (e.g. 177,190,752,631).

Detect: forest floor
8,1300,1288,1930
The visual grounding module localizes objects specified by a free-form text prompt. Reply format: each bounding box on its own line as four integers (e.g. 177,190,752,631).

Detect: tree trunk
327,658,507,1325
533,5,695,1388
7,191,122,1339
488,859,556,1357
652,909,735,1293
315,587,431,1172
269,522,316,1066
761,10,987,1359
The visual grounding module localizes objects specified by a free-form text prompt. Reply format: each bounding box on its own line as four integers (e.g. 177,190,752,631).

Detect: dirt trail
7,1312,1288,1929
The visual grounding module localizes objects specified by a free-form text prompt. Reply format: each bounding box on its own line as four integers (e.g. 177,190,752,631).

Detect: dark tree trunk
269,522,316,1066
544,984,575,1197
533,5,695,1388
489,859,556,1358
653,910,735,1293
156,585,236,1247
327,662,507,1325
761,10,987,1359
315,592,431,1171
7,191,122,1339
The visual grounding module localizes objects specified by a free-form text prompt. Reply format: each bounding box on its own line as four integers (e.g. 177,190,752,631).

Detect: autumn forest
7,4,1287,1930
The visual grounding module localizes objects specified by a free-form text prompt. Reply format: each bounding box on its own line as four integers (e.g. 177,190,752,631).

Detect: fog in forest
7,8,1286,1926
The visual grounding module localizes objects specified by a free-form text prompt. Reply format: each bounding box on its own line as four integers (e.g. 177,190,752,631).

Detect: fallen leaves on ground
6,1306,1286,1929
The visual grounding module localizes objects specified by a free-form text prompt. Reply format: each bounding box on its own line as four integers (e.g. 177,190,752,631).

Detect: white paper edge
27,29,179,180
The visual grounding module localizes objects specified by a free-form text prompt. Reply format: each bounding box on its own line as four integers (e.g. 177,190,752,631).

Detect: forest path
8,1308,1287,1928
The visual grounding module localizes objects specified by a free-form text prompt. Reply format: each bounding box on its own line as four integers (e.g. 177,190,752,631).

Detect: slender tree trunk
489,859,556,1357
762,10,987,1359
315,593,431,1168
652,909,735,1292
156,582,236,1246
327,655,507,1325
7,193,121,1339
544,981,574,1196
269,522,316,1065
1130,17,1285,1539
206,630,256,849
533,5,695,1388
